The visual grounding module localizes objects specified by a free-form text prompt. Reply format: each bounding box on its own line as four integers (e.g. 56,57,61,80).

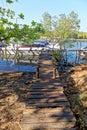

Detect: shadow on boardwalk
20,51,76,130
0,51,77,130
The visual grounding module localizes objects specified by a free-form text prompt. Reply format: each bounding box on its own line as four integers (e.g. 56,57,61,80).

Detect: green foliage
0,0,45,44
54,11,80,48
51,51,62,63
0,22,11,43
31,20,36,27
77,116,87,130
78,31,87,39
18,13,24,19
0,1,82,47
41,11,80,46
6,0,18,3
56,11,80,39
0,6,16,44
59,39,74,49
80,94,87,101
42,12,52,31
6,0,14,3
9,21,45,44
0,7,15,20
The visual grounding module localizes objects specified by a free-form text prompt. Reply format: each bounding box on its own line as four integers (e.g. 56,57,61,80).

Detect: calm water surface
0,59,36,72
64,42,87,63
0,41,87,72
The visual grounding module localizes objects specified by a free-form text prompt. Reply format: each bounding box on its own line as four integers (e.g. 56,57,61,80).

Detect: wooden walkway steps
20,51,76,130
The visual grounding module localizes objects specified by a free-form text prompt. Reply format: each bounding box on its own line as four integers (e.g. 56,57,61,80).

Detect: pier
19,51,76,130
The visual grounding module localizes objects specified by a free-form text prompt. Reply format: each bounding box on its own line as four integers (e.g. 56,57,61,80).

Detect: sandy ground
0,72,36,130
60,64,87,129
0,64,87,129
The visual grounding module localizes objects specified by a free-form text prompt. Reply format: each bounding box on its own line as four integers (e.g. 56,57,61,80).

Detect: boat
79,46,87,59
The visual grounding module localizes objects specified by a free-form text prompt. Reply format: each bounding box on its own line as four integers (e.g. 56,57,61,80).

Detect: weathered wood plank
28,97,68,103
22,108,76,123
19,51,76,130
29,87,63,92
29,87,63,91
28,93,67,99
23,107,74,115
20,122,76,130
27,101,70,108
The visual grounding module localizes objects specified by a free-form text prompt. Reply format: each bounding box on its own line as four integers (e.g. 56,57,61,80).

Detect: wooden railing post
53,67,56,79
36,65,40,79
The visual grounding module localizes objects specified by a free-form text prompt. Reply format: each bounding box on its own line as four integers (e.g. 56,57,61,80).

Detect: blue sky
1,0,87,32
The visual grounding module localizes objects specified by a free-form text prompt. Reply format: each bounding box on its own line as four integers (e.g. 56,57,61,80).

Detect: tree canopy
0,1,45,44
0,0,82,46
6,0,18,4
41,11,80,39
56,11,80,39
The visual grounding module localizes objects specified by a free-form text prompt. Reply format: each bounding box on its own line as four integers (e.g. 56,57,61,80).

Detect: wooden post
5,47,7,59
36,65,40,79
53,67,56,79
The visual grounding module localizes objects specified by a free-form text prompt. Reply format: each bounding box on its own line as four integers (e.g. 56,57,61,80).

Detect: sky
1,0,87,32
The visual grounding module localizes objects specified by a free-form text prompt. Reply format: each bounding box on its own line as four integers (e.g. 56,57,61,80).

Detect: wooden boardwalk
20,51,76,130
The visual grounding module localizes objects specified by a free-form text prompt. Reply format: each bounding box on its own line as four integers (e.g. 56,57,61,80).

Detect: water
0,41,87,72
67,41,87,50
0,59,36,72
63,42,87,63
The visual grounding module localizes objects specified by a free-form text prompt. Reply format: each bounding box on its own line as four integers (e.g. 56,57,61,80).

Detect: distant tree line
78,32,87,39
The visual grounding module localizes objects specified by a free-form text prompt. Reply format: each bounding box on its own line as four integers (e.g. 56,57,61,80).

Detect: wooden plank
28,91,64,95
28,93,67,98
27,101,70,108
22,108,76,123
28,89,63,93
30,87,63,91
22,115,45,124
19,52,76,130
23,107,74,115
22,116,75,123
42,107,74,115
19,53,75,129
28,96,68,103
23,108,44,115
20,122,76,130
